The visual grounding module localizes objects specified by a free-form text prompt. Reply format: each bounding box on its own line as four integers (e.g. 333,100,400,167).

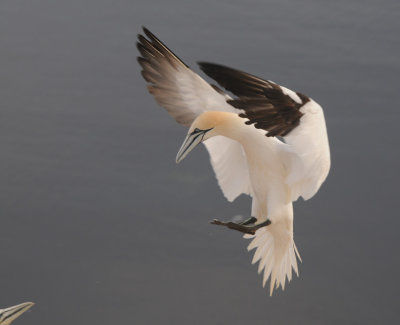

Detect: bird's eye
191,128,202,135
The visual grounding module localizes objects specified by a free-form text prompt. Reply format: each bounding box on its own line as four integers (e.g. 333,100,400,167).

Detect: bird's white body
137,28,330,294
206,114,300,294
196,107,329,294
284,101,331,201
205,112,289,225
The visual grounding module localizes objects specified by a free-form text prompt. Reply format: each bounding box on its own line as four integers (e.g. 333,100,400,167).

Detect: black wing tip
137,27,189,69
142,26,164,47
137,26,150,43
296,92,310,105
142,26,155,39
198,62,221,72
136,35,147,53
136,41,149,57
142,26,150,34
137,56,148,66
197,61,212,68
198,61,253,74
198,61,225,67
137,27,157,46
198,61,232,73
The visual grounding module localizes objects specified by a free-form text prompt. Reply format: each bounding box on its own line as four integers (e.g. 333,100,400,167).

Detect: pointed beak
0,302,34,325
176,128,212,164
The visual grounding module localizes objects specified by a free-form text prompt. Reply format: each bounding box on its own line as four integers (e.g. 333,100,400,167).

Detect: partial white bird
137,27,330,295
0,302,34,325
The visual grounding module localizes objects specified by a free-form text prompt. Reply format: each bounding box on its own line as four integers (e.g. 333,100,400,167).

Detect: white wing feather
283,100,331,201
203,136,252,202
147,63,234,126
137,31,233,126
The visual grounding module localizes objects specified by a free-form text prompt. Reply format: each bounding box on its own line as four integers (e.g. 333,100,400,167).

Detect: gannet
0,302,34,325
137,27,330,295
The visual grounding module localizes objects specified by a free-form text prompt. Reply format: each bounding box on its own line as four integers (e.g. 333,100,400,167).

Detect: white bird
0,302,34,325
137,27,330,295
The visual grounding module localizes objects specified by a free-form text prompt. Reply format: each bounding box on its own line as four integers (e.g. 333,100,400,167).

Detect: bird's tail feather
244,221,301,295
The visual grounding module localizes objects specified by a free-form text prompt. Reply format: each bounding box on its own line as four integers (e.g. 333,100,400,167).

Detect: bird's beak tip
0,302,35,325
176,129,211,165
176,154,186,164
18,302,34,309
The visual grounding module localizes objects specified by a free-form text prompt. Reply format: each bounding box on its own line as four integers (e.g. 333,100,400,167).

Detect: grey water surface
1,0,399,324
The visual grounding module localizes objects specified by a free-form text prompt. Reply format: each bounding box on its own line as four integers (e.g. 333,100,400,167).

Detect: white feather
228,121,301,295
280,85,302,104
203,136,251,202
148,64,235,126
282,99,331,201
245,221,301,296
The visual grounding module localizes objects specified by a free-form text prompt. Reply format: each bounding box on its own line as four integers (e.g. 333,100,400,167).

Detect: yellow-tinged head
188,111,230,134
176,111,238,163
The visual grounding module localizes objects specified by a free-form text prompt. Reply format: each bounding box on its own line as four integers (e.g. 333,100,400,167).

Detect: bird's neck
212,112,261,145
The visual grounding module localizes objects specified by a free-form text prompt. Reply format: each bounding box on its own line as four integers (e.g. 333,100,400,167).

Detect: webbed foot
210,218,271,235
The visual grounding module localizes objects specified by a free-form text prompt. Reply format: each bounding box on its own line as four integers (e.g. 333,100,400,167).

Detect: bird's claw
210,218,271,235
210,218,257,235
210,219,227,226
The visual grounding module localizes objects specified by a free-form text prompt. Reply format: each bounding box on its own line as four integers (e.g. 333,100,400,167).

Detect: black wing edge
228,96,305,137
198,62,278,98
136,27,189,84
198,62,310,137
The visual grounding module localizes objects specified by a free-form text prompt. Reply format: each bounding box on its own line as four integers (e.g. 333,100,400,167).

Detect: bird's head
0,302,34,325
176,111,228,163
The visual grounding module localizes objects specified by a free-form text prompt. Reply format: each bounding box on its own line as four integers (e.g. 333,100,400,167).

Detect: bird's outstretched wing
198,62,330,200
198,62,308,137
137,28,251,201
137,28,234,126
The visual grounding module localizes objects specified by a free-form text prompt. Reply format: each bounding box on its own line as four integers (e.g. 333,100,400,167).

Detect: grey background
1,0,399,324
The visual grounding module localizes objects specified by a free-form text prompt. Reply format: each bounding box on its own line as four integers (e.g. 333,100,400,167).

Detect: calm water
1,0,399,324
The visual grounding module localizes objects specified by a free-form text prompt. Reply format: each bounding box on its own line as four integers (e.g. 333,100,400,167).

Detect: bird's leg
239,216,257,225
210,218,271,235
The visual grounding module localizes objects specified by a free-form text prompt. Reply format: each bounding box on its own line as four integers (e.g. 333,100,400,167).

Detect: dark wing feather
198,62,309,137
198,62,279,97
